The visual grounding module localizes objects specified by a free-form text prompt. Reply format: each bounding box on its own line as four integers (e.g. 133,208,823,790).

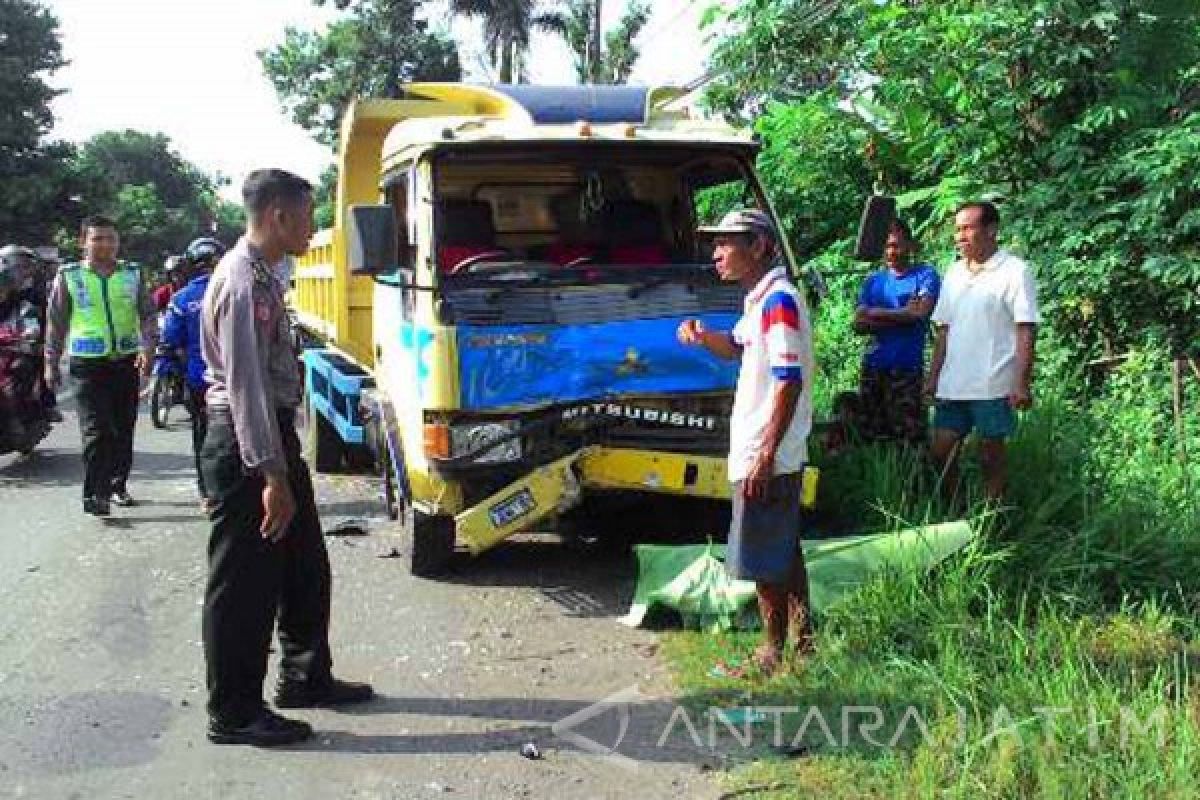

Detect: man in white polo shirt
678,209,814,675
926,201,1039,501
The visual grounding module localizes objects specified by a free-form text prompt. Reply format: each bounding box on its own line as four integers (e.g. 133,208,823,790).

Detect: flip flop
710,647,782,679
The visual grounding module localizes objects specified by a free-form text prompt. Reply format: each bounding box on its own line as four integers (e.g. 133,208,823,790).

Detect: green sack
619,520,976,632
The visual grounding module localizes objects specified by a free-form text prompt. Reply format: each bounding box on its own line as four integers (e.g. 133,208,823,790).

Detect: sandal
710,646,782,679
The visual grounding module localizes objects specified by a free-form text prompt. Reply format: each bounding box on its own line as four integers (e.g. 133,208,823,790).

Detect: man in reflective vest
44,215,158,516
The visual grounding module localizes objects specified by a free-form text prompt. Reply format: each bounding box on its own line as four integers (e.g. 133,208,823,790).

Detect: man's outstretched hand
677,318,707,346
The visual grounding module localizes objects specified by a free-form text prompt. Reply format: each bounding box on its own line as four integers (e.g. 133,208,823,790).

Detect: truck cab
294,84,810,575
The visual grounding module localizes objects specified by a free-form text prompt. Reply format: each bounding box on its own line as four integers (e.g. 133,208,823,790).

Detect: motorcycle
0,347,51,458
0,406,52,457
149,342,188,428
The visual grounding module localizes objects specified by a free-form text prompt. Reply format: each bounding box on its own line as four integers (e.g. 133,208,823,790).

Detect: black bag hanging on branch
854,194,896,262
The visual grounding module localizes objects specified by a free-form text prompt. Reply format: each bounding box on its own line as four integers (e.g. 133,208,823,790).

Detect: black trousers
69,356,139,500
200,409,333,725
187,386,207,499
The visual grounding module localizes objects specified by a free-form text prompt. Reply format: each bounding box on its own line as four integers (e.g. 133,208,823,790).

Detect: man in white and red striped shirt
678,209,814,675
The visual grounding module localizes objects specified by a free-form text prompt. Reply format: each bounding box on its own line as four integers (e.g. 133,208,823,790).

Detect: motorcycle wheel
150,374,171,428
15,418,48,457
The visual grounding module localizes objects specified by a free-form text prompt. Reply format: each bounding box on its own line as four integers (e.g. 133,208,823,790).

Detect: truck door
375,165,426,438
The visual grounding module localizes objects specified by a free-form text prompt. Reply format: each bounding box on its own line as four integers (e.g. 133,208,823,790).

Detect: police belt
68,353,137,367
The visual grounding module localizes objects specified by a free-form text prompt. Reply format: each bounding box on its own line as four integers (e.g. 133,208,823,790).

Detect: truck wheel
304,396,343,473
378,443,400,521
405,509,455,577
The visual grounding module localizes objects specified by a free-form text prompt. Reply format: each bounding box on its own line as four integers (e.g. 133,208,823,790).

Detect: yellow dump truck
294,83,812,575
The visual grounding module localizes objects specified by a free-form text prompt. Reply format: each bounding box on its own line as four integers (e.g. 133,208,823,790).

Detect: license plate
488,488,537,528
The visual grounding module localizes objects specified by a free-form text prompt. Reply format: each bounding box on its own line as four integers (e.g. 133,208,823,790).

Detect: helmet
185,237,226,270
0,245,35,290
0,244,35,270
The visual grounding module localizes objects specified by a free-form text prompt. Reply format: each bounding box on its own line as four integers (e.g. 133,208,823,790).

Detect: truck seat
544,189,600,266
602,200,669,265
438,199,500,272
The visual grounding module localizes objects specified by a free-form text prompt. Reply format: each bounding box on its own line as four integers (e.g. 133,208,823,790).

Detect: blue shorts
726,472,803,584
933,398,1016,439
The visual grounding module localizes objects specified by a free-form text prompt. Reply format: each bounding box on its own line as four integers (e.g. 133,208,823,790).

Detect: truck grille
443,284,741,326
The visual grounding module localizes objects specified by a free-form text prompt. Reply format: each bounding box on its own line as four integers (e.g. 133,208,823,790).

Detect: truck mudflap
454,448,818,556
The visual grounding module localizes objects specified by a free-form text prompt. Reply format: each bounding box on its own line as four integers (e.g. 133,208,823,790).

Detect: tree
541,0,651,84
313,164,339,230
601,1,650,84
707,0,1200,358
448,0,562,83
0,0,73,244
68,131,231,268
212,199,247,247
260,0,461,148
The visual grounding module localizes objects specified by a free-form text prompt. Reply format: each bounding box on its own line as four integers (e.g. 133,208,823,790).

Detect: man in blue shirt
163,236,224,507
851,219,940,444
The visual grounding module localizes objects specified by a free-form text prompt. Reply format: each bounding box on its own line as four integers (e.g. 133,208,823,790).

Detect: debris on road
519,741,541,760
324,518,369,537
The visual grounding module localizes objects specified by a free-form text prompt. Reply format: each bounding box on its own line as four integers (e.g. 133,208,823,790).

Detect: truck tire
405,509,455,577
377,439,400,521
304,395,343,473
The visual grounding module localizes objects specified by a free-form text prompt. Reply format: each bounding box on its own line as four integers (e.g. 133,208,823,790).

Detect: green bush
682,5,1200,793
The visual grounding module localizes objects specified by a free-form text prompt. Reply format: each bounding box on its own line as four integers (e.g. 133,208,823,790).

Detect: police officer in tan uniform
200,169,372,747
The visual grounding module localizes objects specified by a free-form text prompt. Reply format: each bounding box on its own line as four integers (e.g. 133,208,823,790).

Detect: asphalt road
0,395,731,800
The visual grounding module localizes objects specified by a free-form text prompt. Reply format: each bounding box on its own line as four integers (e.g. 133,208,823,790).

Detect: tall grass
664,342,1200,797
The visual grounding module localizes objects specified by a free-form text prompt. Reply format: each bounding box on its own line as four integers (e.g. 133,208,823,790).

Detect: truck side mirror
854,195,896,262
348,204,398,275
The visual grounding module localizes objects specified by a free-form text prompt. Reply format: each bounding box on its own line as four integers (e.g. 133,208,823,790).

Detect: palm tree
540,0,651,85
449,0,563,84
600,1,650,84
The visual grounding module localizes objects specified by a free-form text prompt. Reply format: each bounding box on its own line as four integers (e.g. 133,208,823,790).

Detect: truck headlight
450,420,522,463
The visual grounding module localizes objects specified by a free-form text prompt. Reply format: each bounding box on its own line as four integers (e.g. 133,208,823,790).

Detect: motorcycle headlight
450,420,522,464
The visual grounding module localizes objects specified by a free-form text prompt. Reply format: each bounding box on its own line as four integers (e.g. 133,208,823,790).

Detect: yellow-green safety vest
63,262,143,358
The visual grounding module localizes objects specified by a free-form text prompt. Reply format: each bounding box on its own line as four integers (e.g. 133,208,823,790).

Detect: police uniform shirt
201,236,302,480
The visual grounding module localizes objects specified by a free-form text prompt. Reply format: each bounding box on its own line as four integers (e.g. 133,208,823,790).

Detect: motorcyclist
163,236,225,506
0,250,43,443
154,255,187,315
1,244,62,422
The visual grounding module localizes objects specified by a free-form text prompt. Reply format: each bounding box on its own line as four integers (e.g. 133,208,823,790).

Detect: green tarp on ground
619,520,976,631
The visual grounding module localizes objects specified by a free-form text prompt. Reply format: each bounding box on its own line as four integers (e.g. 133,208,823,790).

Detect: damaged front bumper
454,448,816,555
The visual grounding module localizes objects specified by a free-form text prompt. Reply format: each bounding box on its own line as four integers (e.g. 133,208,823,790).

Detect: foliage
599,1,651,85
0,0,73,244
260,0,461,148
449,0,562,83
540,0,651,84
671,4,1200,793
666,352,1200,796
212,199,247,247
67,131,234,268
314,164,339,230
707,0,1200,360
